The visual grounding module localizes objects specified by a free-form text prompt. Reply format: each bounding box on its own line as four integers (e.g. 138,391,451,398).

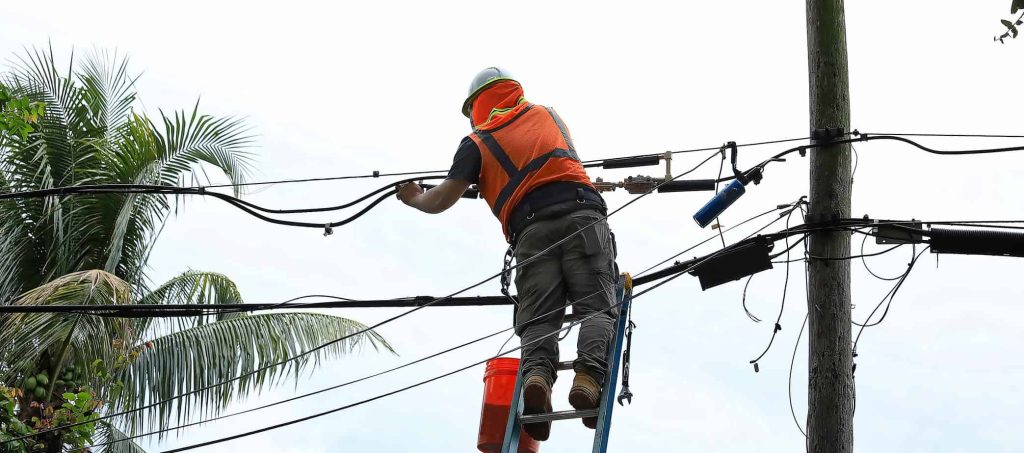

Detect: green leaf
113,312,393,436
999,19,1017,39
1013,0,1024,14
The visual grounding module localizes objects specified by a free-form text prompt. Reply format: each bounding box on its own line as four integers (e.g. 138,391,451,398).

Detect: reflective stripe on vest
470,104,594,239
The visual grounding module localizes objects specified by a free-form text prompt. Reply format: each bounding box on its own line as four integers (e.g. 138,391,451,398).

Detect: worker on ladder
397,67,620,442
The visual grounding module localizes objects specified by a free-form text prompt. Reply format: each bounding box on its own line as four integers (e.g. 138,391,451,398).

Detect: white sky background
3,1,1024,451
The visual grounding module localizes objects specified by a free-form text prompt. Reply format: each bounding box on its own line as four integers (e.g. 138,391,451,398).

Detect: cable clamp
804,212,842,227
197,186,206,195
323,223,334,236
810,127,847,143
372,171,380,178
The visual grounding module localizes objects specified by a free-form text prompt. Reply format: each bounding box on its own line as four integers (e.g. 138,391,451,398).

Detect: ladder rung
520,409,599,424
556,361,573,371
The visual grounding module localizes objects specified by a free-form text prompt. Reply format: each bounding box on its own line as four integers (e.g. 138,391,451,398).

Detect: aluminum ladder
500,273,633,453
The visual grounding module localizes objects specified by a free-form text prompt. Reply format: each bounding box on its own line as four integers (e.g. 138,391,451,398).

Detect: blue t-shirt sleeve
446,136,481,184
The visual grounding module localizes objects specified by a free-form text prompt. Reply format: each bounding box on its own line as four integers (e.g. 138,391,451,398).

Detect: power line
83,285,613,450
93,131,1024,191
186,134,818,189
86,202,806,451
158,296,631,452
2,135,1022,235
865,132,1024,139
10,147,725,445
635,204,796,277
0,295,516,316
161,235,726,452
650,133,1024,192
202,169,448,189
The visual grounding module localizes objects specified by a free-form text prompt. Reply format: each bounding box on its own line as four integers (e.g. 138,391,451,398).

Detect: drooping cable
852,247,930,352
4,135,1022,234
748,209,797,368
12,148,725,444
858,234,909,281
788,222,812,438
635,206,787,277
201,169,448,190
741,275,762,323
160,269,696,452
162,234,733,452
86,283,618,450
788,313,809,438
84,204,797,451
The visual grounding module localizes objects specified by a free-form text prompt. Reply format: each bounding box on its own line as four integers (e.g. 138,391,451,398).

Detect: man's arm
397,179,472,214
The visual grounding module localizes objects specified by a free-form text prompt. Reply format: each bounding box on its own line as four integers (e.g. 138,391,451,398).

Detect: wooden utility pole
805,0,854,451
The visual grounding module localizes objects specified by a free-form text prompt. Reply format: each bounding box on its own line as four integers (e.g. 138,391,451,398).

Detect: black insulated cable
85,276,637,450
600,155,662,169
657,179,717,193
158,226,741,453
82,206,801,451
221,175,446,214
200,169,449,189
11,147,726,446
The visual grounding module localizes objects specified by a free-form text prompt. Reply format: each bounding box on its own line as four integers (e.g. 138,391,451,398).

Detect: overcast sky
3,1,1024,451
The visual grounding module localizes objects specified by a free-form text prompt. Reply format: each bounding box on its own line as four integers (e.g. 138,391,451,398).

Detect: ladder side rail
592,276,632,453
500,360,527,453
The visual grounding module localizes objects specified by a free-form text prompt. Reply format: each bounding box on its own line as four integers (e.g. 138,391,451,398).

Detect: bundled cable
6,147,725,446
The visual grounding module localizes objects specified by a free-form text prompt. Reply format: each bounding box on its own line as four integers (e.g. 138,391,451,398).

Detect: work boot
522,375,552,441
568,372,601,429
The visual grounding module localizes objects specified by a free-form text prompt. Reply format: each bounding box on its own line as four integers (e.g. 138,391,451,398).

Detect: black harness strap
476,130,517,177
490,148,579,216
474,107,586,217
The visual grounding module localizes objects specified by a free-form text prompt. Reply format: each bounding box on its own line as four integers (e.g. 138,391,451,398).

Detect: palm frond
114,312,393,436
0,270,133,384
95,420,148,453
137,270,243,334
77,49,137,144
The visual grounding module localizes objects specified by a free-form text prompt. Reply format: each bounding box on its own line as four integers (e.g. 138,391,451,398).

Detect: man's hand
397,182,424,207
396,179,471,214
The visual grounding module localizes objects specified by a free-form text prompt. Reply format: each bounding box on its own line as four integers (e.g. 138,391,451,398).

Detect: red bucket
477,358,540,453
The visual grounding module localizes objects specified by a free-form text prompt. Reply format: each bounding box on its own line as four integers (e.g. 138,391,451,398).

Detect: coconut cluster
21,365,86,401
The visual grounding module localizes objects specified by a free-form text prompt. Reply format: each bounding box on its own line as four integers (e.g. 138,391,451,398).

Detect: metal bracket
663,151,672,180
810,127,847,143
804,212,843,226
873,221,924,245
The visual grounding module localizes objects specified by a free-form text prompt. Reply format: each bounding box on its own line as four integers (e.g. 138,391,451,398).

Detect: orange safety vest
469,103,596,240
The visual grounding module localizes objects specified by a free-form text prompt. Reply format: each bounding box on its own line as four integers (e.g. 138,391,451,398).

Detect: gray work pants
513,208,618,386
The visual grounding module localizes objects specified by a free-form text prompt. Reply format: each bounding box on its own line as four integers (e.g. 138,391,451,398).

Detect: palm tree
0,47,392,452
